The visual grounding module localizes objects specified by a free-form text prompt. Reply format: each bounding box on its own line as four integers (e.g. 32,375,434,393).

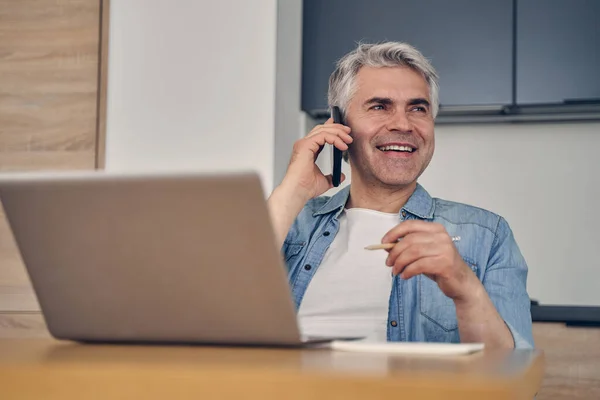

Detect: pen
364,236,461,251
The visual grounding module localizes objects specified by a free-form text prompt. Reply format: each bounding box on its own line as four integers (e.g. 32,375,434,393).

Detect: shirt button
390,320,398,327
304,264,312,271
323,231,330,237
401,211,407,218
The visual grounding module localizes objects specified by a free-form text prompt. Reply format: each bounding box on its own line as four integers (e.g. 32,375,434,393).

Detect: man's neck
346,177,417,214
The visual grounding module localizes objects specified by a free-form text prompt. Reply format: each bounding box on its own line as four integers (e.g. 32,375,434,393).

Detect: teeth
379,145,414,152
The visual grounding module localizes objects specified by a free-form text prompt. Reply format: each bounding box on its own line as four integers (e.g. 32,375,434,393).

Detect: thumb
324,173,346,189
324,174,335,189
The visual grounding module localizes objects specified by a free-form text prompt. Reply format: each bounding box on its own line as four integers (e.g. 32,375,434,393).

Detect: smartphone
331,106,344,187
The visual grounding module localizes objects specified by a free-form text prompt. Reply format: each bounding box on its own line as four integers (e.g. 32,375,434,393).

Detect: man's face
345,66,435,188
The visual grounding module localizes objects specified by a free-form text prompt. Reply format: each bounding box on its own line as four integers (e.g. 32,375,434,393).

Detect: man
268,42,533,348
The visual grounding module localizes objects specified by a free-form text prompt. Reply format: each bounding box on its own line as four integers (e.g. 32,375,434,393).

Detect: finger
308,123,347,134
306,129,353,148
313,141,327,159
307,125,353,141
311,135,351,159
301,135,347,157
324,116,351,131
385,233,435,266
307,132,350,152
324,174,334,188
324,174,333,187
399,257,443,280
323,171,347,189
382,220,446,244
391,242,439,276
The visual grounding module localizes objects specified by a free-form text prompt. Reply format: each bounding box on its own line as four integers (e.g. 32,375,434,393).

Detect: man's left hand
382,220,480,302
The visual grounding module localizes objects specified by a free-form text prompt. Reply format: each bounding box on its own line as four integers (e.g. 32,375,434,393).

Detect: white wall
105,0,278,193
273,0,304,187
419,122,600,306
316,119,600,306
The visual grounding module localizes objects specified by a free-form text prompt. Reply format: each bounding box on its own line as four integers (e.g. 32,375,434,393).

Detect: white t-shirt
297,208,399,342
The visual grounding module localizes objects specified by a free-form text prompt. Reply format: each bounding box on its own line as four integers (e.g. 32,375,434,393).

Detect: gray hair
328,41,440,119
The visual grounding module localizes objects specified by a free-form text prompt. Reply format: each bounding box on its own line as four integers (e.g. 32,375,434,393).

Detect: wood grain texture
0,340,544,399
0,0,102,312
533,323,600,399
0,0,100,158
0,312,50,338
1,321,597,399
95,0,109,168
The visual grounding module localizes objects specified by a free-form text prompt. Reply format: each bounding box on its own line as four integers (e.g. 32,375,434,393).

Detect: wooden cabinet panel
0,312,49,338
0,0,105,312
302,0,514,116
517,0,600,105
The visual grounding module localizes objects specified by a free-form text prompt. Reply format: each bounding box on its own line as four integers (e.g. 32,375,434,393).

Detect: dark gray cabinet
302,0,514,117
516,0,600,105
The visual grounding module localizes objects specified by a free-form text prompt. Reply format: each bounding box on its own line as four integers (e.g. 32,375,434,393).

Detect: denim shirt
282,184,534,348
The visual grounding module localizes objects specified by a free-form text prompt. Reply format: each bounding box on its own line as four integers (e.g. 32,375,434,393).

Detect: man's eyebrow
363,97,394,106
363,97,431,108
407,98,431,108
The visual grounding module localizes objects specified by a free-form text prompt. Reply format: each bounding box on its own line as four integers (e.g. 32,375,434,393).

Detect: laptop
0,171,348,346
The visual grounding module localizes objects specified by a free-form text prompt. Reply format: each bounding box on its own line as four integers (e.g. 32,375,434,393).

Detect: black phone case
331,107,344,187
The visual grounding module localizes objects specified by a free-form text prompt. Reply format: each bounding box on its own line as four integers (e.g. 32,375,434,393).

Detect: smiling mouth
377,145,416,153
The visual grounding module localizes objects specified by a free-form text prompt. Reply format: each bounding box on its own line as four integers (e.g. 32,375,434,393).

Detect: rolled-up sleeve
483,217,534,349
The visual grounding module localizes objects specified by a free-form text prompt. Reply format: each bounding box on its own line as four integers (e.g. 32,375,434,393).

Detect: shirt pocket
419,256,479,338
283,241,305,263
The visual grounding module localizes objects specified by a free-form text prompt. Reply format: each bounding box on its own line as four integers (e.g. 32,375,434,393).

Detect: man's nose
386,111,413,133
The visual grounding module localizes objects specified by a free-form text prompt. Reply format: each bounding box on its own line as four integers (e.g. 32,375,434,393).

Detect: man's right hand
268,118,352,249
279,117,353,202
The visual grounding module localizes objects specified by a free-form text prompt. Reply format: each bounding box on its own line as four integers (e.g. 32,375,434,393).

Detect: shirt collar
402,183,435,220
312,185,351,217
312,183,435,220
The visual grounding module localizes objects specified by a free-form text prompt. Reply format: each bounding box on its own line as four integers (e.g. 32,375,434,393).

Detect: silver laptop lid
0,171,302,345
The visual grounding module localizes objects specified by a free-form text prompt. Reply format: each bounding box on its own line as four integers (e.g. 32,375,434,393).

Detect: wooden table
0,339,544,399
532,323,600,399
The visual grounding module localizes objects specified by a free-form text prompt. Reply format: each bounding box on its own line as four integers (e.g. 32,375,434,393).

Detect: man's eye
411,106,427,113
370,104,385,111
